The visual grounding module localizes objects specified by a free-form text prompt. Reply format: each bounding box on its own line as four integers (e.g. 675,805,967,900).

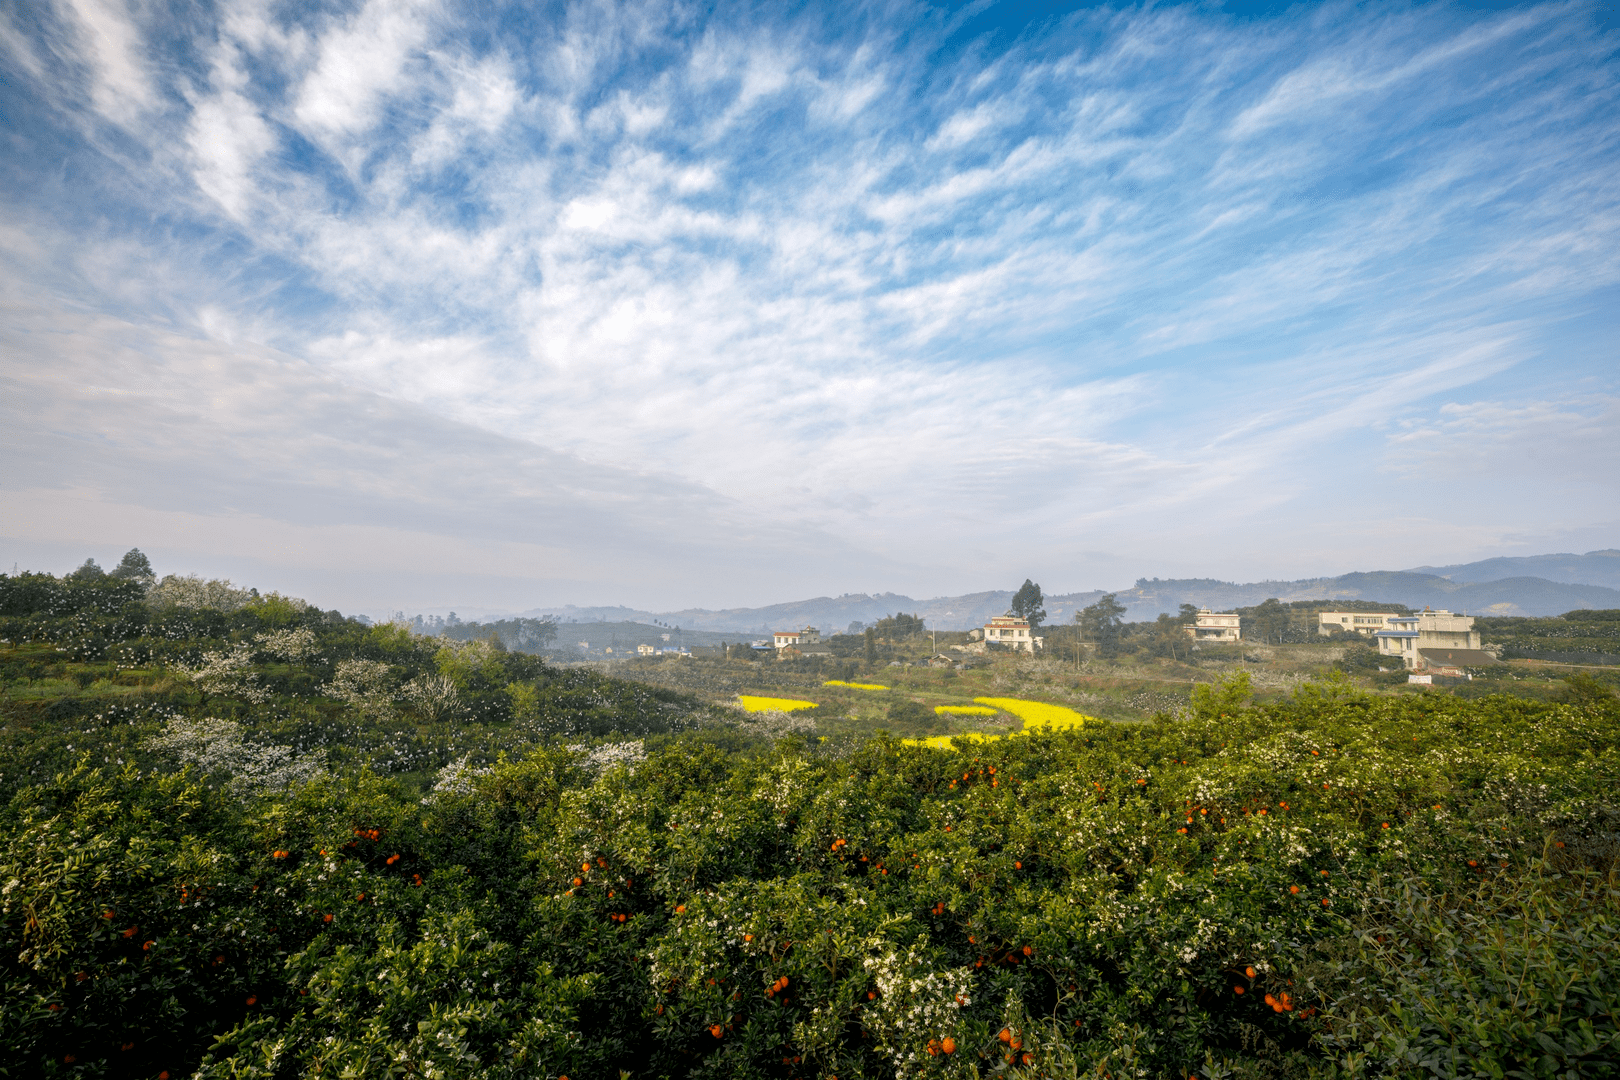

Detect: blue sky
1,0,1616,615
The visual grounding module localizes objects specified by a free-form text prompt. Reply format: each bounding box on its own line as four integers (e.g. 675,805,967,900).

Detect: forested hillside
1,568,1617,1080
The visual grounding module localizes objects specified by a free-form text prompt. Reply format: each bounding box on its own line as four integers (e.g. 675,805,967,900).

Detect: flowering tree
148,574,255,612
323,658,398,718
254,626,317,660
145,717,324,796
170,644,269,703
404,673,461,720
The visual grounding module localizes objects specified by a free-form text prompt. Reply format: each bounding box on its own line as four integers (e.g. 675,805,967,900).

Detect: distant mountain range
522,551,1620,633
1407,549,1620,590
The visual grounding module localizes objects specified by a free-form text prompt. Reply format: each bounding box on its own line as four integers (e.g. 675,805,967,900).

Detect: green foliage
873,613,927,640
3,566,1620,1078
1316,870,1619,1078
1010,581,1046,632
1476,610,1620,666
1078,595,1127,658
110,549,156,586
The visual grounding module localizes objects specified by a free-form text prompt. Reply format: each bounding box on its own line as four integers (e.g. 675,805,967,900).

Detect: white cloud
1,0,1616,603
59,0,156,124
292,0,436,142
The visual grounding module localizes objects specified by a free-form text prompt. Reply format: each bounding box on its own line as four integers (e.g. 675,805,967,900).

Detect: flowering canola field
823,680,888,690
973,696,1090,731
738,694,819,712
906,697,1093,747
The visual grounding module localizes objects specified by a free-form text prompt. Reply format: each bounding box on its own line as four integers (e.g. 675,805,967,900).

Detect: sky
1,0,1617,617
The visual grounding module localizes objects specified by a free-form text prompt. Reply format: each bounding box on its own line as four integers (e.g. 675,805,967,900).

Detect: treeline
437,616,561,653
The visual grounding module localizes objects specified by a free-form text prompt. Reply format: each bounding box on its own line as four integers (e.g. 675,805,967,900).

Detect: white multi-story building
773,626,821,650
1374,609,1489,670
1317,611,1402,636
1184,608,1241,643
983,613,1041,652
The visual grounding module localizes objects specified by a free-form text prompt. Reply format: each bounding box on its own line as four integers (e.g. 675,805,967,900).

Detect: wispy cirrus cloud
1,0,1616,611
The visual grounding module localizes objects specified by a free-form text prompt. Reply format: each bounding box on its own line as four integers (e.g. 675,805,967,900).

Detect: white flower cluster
426,754,492,799
860,947,973,1075
255,626,318,660
746,709,819,740
323,658,397,717
403,674,462,721
146,717,325,796
573,740,647,773
170,643,270,703
148,574,257,612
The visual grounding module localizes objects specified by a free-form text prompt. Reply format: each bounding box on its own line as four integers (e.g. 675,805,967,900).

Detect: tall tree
1010,579,1046,630
110,548,156,586
1152,613,1187,660
67,558,104,580
1079,594,1127,657
1251,598,1288,644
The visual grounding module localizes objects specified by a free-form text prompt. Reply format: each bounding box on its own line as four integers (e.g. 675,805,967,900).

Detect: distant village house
773,626,830,657
981,612,1041,653
1374,609,1495,672
1184,608,1241,643
1316,611,1401,635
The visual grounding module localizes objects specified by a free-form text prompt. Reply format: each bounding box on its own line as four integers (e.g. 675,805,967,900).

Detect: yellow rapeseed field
974,696,1090,731
738,695,820,713
903,697,1093,748
822,680,889,690
934,704,997,716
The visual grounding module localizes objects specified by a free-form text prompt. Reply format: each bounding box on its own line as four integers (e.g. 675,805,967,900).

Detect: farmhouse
983,612,1041,653
773,626,822,651
1374,609,1494,671
1184,608,1241,643
1316,611,1402,635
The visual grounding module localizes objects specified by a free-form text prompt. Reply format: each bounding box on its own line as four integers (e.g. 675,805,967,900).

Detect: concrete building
1374,609,1493,670
773,626,821,651
1317,611,1402,636
1184,608,1241,643
983,612,1042,652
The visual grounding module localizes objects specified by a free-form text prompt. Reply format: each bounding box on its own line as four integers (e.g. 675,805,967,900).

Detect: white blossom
425,755,491,800
324,658,397,717
255,626,317,660
170,644,270,703
745,709,819,740
572,740,647,773
403,673,462,721
148,574,256,612
146,717,325,796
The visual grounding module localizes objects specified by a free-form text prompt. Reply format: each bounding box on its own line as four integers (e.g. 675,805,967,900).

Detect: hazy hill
1116,573,1620,621
1409,549,1620,590
523,569,1620,633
